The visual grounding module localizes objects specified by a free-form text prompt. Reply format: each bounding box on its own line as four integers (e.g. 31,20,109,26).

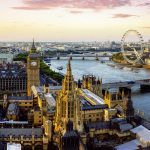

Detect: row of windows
23,106,32,109
18,102,32,105
0,78,26,80
84,118,100,122
68,101,74,117
83,113,101,118
0,81,26,88
0,135,42,138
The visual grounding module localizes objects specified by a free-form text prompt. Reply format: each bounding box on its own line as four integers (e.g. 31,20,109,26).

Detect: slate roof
115,139,140,150
8,96,32,100
63,131,78,138
81,89,104,105
131,125,150,142
0,128,43,138
119,123,133,132
82,104,108,111
0,121,28,124
111,118,127,124
87,121,111,130
44,93,56,107
0,63,26,78
50,86,62,90
130,125,147,134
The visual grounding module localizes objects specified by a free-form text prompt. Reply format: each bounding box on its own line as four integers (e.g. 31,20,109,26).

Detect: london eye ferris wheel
121,29,144,64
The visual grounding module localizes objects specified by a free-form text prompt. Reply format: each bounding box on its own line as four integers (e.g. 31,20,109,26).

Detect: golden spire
66,57,72,77
62,57,74,92
31,38,36,53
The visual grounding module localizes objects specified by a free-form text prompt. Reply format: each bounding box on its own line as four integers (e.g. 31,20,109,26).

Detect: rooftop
119,123,133,132
8,96,32,100
82,104,108,111
63,130,78,138
87,121,111,130
130,125,148,134
111,118,127,124
44,93,56,107
50,85,62,90
0,63,26,78
34,86,62,94
0,121,28,124
115,139,140,150
81,89,104,105
80,97,92,106
131,125,150,142
0,128,43,138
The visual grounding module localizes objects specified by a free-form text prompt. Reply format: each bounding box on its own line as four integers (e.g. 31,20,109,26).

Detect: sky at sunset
1,0,150,42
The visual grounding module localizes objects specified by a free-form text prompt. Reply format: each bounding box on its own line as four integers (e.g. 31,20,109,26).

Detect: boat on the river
57,66,63,70
134,70,139,73
107,64,115,67
123,67,133,71
100,60,105,63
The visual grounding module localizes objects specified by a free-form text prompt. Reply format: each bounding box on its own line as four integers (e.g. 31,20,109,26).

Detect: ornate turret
62,57,74,92
126,98,134,119
97,77,102,84
82,75,102,97
77,79,82,88
67,57,72,76
124,88,134,119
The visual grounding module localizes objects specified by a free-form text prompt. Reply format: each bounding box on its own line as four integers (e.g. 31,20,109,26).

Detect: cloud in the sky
69,10,83,14
138,2,150,7
112,13,138,18
12,0,131,11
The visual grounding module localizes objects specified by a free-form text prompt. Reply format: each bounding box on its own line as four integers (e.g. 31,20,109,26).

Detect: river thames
50,59,150,120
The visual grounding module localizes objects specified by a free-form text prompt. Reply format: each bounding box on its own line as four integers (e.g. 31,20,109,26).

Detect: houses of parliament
0,41,146,150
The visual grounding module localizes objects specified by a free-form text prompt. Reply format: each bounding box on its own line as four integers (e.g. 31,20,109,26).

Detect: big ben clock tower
27,40,40,96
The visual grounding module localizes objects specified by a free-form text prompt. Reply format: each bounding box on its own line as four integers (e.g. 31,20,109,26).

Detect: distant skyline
1,0,150,42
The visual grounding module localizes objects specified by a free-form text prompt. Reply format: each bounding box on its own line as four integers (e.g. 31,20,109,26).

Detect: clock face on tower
31,61,37,66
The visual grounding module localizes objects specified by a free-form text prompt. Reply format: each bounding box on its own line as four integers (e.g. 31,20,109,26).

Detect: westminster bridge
50,53,112,60
102,79,150,92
